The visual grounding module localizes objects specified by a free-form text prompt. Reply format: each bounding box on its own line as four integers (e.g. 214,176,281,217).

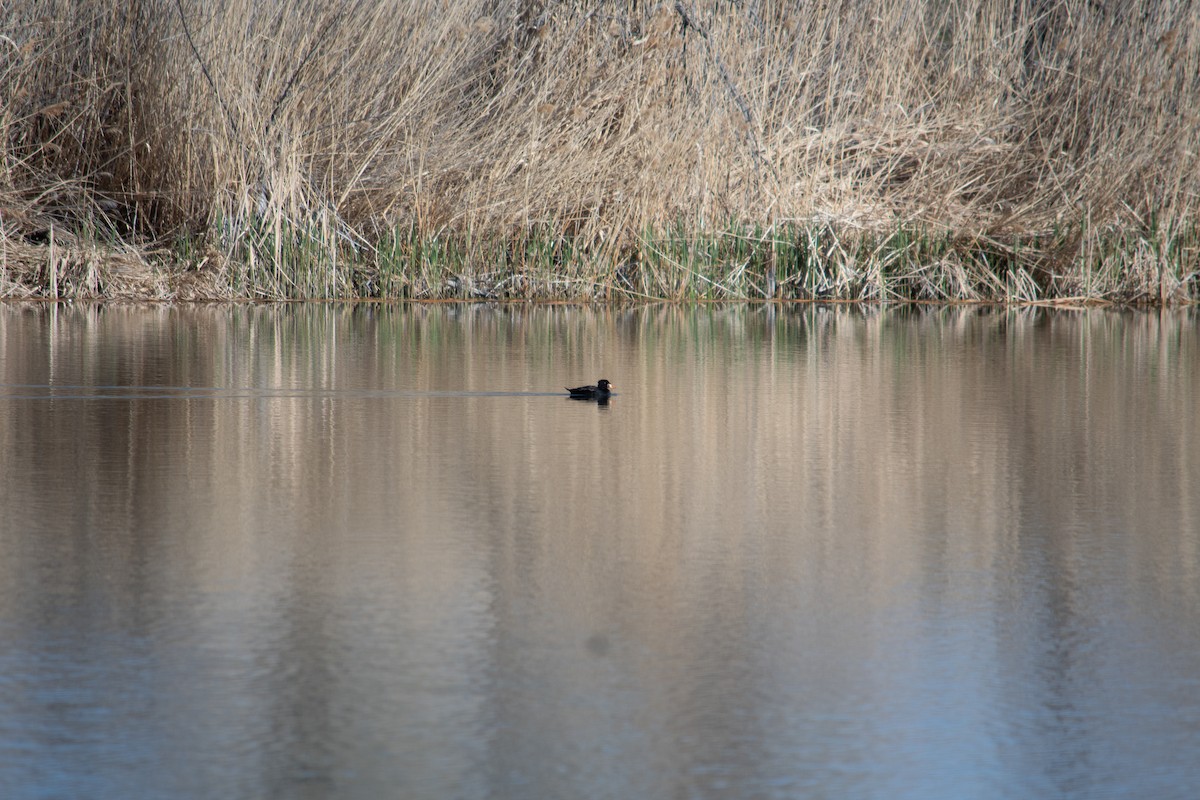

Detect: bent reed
1,1,1197,303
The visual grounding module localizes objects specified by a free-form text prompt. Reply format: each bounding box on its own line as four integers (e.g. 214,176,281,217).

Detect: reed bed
1,0,1198,302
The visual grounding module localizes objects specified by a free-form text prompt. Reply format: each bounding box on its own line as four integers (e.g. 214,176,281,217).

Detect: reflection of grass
2,2,1198,302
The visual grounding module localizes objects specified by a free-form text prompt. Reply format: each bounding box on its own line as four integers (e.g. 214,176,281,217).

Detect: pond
1,302,1198,799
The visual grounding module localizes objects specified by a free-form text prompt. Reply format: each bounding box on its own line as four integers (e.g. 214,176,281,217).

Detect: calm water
1,302,1198,800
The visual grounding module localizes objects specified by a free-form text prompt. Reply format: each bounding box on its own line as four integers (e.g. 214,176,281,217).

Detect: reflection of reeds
1,2,1197,302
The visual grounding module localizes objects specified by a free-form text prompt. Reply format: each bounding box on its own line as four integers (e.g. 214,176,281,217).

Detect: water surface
1,303,1198,799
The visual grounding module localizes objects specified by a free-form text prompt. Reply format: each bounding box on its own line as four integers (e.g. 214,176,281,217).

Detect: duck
565,379,614,399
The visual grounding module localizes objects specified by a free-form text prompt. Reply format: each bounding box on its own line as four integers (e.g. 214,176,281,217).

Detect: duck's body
566,379,614,399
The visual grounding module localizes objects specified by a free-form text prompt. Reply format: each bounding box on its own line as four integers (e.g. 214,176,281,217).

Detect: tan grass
1,0,1198,300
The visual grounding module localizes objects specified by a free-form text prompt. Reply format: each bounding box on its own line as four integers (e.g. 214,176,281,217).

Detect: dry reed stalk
0,0,1197,301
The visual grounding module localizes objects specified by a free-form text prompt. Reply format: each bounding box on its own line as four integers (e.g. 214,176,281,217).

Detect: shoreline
2,223,1195,305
